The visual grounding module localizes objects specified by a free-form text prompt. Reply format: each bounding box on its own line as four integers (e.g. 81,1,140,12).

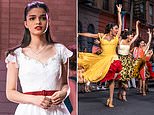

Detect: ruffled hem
56,44,73,64
101,60,122,82
15,103,70,115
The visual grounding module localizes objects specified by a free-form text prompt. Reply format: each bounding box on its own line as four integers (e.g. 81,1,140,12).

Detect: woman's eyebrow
28,15,36,17
40,14,46,16
28,13,46,17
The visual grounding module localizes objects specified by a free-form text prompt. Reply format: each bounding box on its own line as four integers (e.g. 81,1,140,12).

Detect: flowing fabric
145,55,154,78
78,34,121,82
132,47,146,80
118,54,134,81
146,61,154,78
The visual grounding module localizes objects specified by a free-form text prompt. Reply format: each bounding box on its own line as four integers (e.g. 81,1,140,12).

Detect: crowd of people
78,4,154,108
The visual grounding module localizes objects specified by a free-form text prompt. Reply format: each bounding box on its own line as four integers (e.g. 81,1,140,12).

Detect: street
79,87,154,115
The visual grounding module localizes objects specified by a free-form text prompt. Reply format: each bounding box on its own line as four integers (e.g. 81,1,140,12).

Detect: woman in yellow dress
78,5,122,108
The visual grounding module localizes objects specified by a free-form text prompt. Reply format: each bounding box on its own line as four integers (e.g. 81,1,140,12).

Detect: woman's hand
116,4,122,13
147,28,151,35
136,20,140,25
148,50,153,55
94,39,100,44
77,33,79,38
50,91,67,105
31,95,51,109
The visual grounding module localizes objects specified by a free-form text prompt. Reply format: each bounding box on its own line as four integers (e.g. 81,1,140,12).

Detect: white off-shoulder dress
5,43,73,115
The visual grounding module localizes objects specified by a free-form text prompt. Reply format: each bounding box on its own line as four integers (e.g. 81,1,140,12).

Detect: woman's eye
29,17,35,21
40,16,47,21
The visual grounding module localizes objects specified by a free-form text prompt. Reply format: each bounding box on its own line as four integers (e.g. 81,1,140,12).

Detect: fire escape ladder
133,0,146,23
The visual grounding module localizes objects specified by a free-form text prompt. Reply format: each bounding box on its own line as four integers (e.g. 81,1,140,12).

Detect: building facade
78,0,154,52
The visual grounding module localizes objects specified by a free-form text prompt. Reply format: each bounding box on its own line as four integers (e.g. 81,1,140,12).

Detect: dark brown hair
6,1,54,56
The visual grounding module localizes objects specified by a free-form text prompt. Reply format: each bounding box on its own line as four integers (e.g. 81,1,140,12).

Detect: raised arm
144,29,152,54
130,20,140,44
116,4,122,38
78,33,104,39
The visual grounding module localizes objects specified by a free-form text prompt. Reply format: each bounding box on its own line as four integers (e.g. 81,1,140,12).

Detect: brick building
0,0,76,115
78,0,154,53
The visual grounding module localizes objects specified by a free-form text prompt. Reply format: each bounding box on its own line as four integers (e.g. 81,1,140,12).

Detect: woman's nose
36,18,41,24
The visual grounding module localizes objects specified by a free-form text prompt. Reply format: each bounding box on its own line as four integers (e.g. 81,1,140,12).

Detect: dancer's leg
128,80,131,88
139,79,142,94
118,81,122,100
106,80,115,108
122,82,128,101
142,80,146,96
145,79,149,92
131,78,136,88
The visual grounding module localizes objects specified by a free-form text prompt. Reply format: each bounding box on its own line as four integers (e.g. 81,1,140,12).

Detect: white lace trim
5,54,19,68
61,45,73,64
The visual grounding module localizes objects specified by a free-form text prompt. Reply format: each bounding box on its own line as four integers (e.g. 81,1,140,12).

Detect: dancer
132,29,152,96
145,49,153,92
5,1,73,115
78,4,122,107
117,20,140,101
146,49,154,78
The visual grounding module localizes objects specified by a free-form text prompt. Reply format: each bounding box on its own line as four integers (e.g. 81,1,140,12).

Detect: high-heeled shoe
117,92,122,100
122,95,127,101
84,85,91,92
84,81,91,92
142,92,146,96
106,98,114,108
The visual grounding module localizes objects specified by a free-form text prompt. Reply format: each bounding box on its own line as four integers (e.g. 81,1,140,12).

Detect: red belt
24,90,58,96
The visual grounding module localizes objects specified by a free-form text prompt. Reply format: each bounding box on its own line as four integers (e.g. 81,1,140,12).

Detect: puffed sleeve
60,44,73,64
5,54,19,68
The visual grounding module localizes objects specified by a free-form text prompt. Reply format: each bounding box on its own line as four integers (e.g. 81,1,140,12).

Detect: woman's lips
35,26,42,30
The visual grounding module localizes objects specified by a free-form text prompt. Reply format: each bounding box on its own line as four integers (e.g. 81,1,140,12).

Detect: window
87,24,95,33
86,24,95,53
149,4,153,24
78,21,82,33
103,0,109,10
78,21,83,52
140,3,144,13
81,0,94,6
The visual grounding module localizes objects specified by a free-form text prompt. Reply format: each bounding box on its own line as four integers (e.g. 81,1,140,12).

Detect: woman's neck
125,39,130,44
108,33,113,37
139,46,143,48
30,34,47,48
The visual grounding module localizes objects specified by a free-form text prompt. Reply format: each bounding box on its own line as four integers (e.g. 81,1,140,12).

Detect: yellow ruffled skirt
78,52,118,82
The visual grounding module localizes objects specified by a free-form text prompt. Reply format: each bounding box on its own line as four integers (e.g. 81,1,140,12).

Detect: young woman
5,1,73,115
146,49,154,78
78,5,122,108
132,29,152,96
117,20,140,101
145,49,153,92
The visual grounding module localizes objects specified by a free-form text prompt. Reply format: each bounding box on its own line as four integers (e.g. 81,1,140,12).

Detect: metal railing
79,0,95,6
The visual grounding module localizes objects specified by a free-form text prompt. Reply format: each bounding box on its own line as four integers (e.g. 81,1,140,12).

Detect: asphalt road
78,88,154,115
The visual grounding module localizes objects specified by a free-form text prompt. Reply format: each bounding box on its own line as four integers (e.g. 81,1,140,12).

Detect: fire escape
78,0,95,6
133,0,146,23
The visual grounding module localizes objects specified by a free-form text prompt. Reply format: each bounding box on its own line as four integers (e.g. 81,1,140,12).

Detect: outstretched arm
78,33,104,39
130,20,140,44
144,29,152,54
116,4,122,38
